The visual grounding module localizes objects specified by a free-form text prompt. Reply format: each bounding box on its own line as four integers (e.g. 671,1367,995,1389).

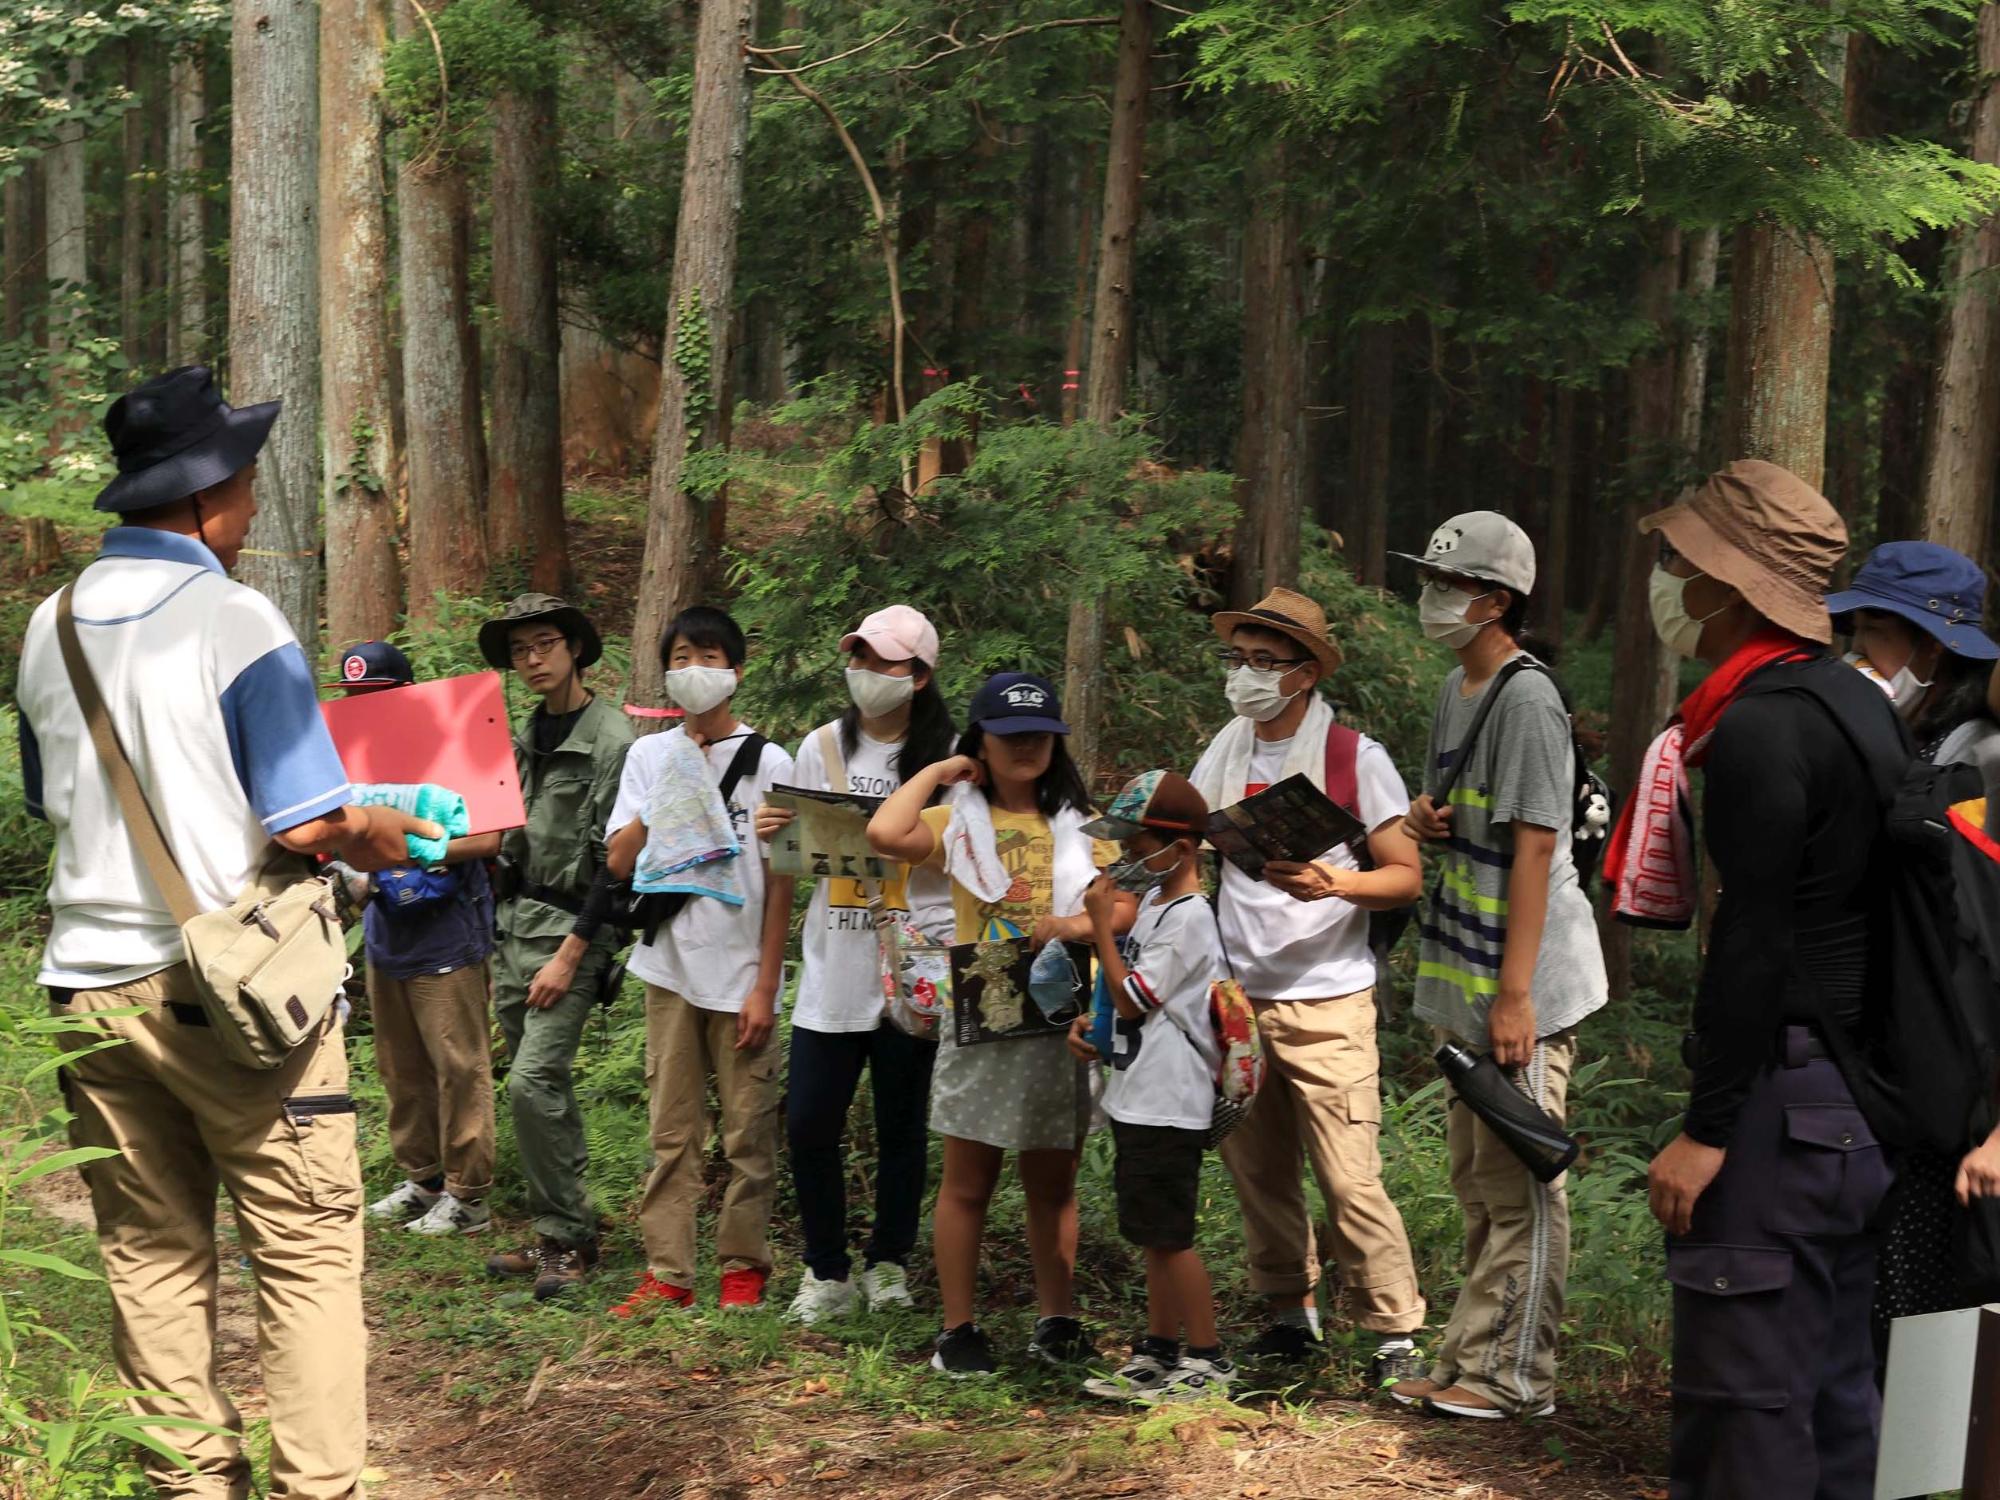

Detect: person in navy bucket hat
1829,540,2000,756
95,365,281,515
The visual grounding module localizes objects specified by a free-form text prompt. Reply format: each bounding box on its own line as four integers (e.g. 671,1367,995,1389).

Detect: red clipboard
320,671,526,835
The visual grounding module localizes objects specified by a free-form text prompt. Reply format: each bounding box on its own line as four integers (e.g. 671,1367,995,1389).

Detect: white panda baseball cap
1389,510,1537,596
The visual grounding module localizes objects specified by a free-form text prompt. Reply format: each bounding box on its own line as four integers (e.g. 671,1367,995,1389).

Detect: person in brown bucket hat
1622,459,1907,1498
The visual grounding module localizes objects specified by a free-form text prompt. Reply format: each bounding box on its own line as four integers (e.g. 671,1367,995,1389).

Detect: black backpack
1433,656,1615,888
608,732,768,947
1743,660,1999,1156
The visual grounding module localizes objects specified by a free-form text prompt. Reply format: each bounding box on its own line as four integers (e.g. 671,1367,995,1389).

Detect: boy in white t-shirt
1067,771,1234,1405
605,607,795,1315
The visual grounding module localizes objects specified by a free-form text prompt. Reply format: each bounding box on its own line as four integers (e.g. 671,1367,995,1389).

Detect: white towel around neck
940,783,1097,917
1189,692,1336,811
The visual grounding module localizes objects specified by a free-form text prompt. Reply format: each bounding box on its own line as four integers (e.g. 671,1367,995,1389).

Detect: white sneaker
406,1192,491,1237
1082,1351,1175,1403
1142,1356,1237,1406
368,1180,440,1223
858,1261,913,1310
787,1271,859,1325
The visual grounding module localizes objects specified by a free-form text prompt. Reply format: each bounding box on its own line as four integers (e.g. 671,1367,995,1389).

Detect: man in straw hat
15,366,439,1499
476,593,635,1301
1187,587,1428,1385
1610,460,1902,1496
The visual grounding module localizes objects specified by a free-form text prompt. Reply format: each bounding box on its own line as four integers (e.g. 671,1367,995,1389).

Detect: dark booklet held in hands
1207,773,1368,881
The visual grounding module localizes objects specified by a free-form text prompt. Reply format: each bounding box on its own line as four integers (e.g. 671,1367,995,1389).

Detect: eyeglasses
1657,539,1685,568
509,634,567,663
1421,575,1479,599
1217,648,1308,672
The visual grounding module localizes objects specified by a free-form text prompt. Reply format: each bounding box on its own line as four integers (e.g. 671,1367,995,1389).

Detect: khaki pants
368,961,496,1200
1220,989,1424,1334
53,965,366,1500
1429,1027,1576,1414
638,984,780,1288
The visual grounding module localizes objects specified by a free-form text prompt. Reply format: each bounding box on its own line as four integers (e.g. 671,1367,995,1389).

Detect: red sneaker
719,1267,768,1310
611,1272,693,1319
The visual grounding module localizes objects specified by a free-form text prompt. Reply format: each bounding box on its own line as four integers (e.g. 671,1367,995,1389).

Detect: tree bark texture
1536,384,1576,647
1082,0,1150,427
5,162,36,346
1229,158,1307,609
230,0,322,655
320,0,403,651
45,58,86,366
1347,320,1394,587
120,40,150,367
1918,0,2000,559
168,50,206,365
1602,228,1684,1003
396,1,487,620
1675,227,1721,468
629,0,755,713
489,80,567,591
1721,221,1835,489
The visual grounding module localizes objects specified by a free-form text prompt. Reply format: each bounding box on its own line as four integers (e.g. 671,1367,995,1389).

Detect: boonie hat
969,672,1069,735
328,640,414,688
478,593,603,672
1082,770,1209,842
1825,541,1999,662
840,604,939,668
1390,511,1537,597
1211,587,1343,674
1639,460,1845,645
94,365,281,514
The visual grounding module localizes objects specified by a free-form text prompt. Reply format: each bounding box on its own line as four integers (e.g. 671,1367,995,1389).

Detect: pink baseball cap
840,604,939,668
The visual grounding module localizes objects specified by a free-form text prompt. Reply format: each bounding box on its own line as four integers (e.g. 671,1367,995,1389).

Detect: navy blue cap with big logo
967,671,1070,736
326,640,415,688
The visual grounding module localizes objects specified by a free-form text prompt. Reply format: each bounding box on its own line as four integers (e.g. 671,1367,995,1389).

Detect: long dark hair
955,724,1094,818
1912,649,1993,751
838,675,957,787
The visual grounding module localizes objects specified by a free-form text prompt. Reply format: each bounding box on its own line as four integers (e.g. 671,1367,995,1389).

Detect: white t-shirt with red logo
1189,730,1410,1002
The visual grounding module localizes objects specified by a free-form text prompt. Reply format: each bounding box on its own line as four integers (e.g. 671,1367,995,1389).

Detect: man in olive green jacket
477,594,634,1300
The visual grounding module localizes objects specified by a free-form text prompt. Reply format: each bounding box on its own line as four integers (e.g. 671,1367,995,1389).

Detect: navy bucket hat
94,365,281,514
1826,541,1999,661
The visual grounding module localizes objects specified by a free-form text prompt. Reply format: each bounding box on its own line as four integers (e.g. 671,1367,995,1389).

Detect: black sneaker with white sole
931,1322,998,1378
1242,1321,1325,1365
1368,1338,1427,1389
1028,1315,1095,1366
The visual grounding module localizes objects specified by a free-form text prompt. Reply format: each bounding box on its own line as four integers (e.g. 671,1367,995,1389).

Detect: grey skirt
928,1019,1091,1152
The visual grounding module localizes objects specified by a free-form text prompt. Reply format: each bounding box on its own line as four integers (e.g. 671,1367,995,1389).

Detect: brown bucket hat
1638,460,1847,645
1212,586,1343,674
478,593,603,672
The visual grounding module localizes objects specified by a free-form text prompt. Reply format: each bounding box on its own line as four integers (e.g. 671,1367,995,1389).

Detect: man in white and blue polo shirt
15,366,432,1500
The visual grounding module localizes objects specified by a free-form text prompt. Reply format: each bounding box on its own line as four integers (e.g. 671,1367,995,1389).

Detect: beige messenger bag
56,584,349,1069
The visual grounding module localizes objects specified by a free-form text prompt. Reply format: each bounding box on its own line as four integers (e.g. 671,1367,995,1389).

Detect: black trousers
786,1021,937,1281
1667,1029,1894,1500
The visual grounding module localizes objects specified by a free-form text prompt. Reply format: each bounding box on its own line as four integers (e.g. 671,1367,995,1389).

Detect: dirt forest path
30,1169,1663,1500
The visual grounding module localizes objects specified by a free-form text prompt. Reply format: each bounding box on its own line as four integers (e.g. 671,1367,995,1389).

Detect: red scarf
1602,627,1811,925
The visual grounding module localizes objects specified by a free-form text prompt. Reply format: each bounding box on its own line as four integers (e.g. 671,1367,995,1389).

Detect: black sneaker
931,1322,998,1378
1368,1338,1427,1389
1242,1322,1325,1365
1028,1315,1096,1366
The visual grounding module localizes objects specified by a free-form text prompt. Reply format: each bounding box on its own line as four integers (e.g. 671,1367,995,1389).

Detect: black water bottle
1435,1041,1581,1183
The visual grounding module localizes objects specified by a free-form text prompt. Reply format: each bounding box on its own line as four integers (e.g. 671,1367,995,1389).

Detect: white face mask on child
665,664,737,715
846,667,916,719
1225,666,1298,723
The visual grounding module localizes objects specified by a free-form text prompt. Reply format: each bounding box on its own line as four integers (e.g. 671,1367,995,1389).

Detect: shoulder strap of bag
815,722,847,797
717,732,767,804
1433,655,1537,804
54,583,201,926
1323,721,1361,817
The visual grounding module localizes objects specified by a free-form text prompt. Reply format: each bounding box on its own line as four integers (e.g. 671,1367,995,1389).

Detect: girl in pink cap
758,606,956,1326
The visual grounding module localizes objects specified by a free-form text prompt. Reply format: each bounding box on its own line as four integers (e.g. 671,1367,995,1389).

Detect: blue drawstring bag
1087,964,1115,1063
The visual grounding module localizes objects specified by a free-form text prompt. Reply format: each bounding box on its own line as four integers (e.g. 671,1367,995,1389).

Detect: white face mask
1225,665,1298,723
665,663,738,715
1844,650,1932,719
846,666,916,719
1649,566,1730,659
1419,586,1493,649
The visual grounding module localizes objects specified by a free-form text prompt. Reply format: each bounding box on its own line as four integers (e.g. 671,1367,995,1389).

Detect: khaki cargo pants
1428,1027,1576,1414
53,964,366,1500
638,984,780,1289
1220,988,1425,1334
368,961,496,1201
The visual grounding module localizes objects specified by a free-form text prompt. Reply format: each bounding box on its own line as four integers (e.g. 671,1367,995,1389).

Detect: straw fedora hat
1212,586,1343,674
1639,460,1847,645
